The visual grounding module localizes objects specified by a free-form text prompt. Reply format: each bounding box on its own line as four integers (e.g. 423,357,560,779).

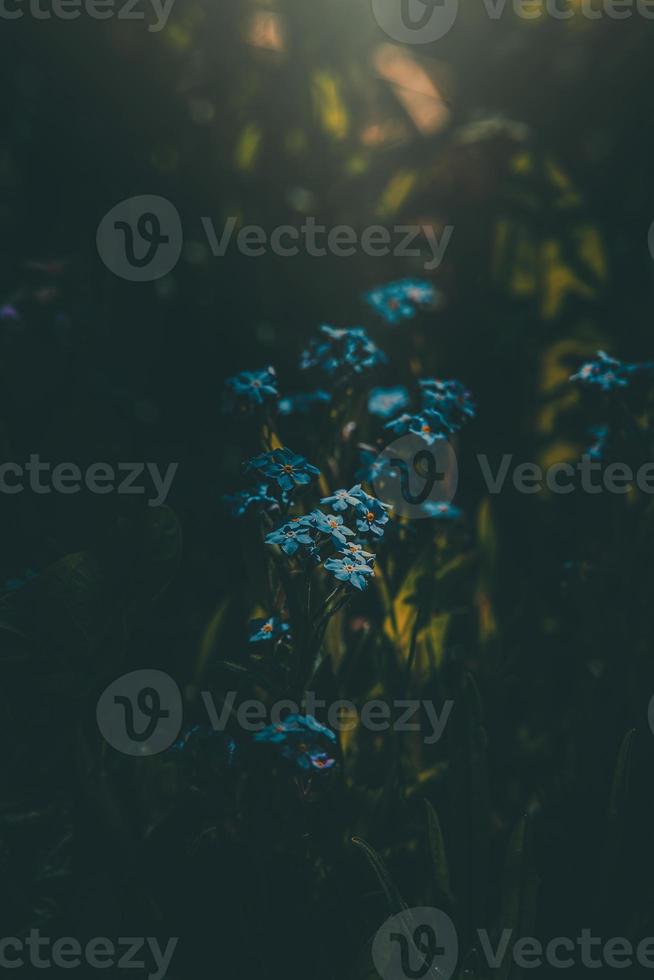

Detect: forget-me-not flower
363,279,436,325
248,617,291,643
248,447,320,492
224,366,278,411
305,510,355,546
324,556,374,590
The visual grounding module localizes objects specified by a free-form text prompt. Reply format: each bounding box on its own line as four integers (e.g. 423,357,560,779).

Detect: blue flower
300,325,386,379
305,510,355,546
324,556,374,590
353,490,391,535
570,350,654,391
254,714,337,772
248,447,320,492
422,501,462,520
253,723,288,744
224,366,278,411
419,379,476,432
320,485,363,512
385,410,449,445
278,390,331,416
350,485,391,510
339,541,375,564
300,714,337,740
363,279,436,325
354,496,391,537
368,385,410,419
587,425,609,460
224,483,278,518
265,519,317,556
300,751,336,771
248,616,291,643
356,449,395,485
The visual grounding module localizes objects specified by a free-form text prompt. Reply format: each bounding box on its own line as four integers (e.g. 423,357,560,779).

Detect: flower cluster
216,282,481,789
384,376,476,445
570,352,654,464
419,379,476,432
363,279,436,325
223,366,278,412
225,446,320,520
254,714,337,772
300,325,386,379
570,350,653,392
263,483,391,590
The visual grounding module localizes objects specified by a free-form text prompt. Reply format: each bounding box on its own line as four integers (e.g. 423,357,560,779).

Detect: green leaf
351,836,409,914
424,800,454,910
608,727,635,823
493,813,540,980
599,728,636,911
